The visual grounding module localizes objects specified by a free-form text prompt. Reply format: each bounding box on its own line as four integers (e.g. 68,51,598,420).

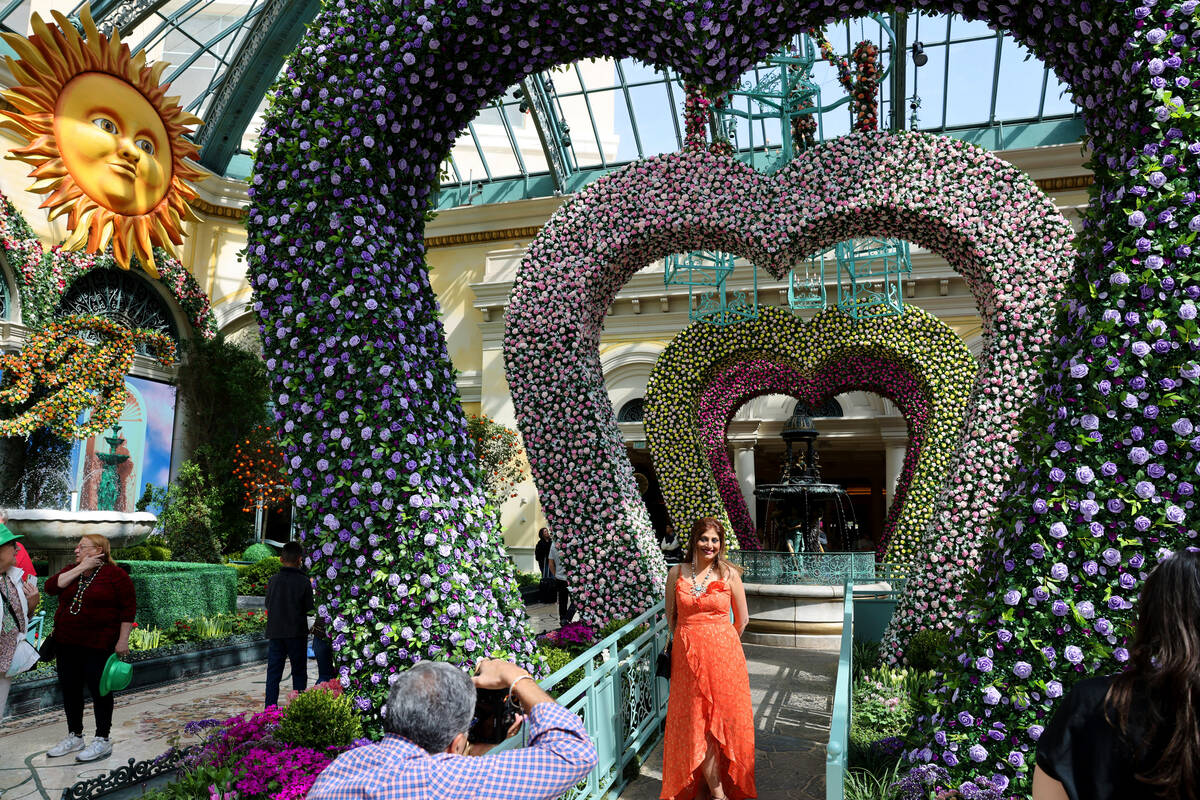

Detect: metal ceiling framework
0,6,1080,201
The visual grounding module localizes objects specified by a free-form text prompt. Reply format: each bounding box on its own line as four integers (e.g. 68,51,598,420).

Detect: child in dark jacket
264,541,314,707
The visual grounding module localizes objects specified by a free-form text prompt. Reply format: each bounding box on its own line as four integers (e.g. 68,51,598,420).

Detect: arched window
792,397,844,418
618,398,645,423
56,269,179,356
0,275,8,321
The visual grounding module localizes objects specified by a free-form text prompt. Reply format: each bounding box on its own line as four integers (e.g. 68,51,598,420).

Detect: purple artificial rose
968,744,988,763
1051,562,1069,580
1135,481,1157,499
1028,724,1045,741
1115,648,1130,662
1083,560,1099,576
1174,418,1195,435
1102,548,1122,566
1076,466,1095,483
1003,589,1022,606
976,656,994,673
1052,600,1070,617
958,710,975,727
1049,467,1067,482
1031,543,1046,559
1077,600,1096,619
1100,461,1118,476
1065,645,1084,664
1081,414,1100,430
1008,751,1026,768
1129,210,1147,228
982,686,1002,705
1130,446,1151,465
1033,587,1050,603
1049,522,1069,539
1132,341,1152,358
997,629,1014,643
1047,681,1064,699
1080,499,1100,519
1095,617,1113,636
1013,661,1033,679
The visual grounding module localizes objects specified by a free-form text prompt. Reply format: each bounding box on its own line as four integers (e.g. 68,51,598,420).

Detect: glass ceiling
0,5,1080,202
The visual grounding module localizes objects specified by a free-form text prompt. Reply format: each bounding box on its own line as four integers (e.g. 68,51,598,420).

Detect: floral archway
645,306,976,561
505,133,1070,629
247,0,1197,789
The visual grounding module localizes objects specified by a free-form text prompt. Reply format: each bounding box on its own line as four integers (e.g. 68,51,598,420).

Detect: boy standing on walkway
264,541,313,707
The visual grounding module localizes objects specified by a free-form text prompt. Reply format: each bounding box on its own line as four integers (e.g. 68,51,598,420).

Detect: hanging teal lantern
788,252,828,311
834,238,912,319
665,250,758,326
718,38,823,173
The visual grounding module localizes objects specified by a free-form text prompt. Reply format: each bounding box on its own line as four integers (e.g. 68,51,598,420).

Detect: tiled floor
618,644,839,800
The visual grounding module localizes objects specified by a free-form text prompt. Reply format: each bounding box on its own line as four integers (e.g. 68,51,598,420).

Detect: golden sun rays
0,5,206,276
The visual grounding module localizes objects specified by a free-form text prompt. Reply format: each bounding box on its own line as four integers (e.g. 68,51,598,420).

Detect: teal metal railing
728,551,877,585
497,601,670,798
826,582,855,800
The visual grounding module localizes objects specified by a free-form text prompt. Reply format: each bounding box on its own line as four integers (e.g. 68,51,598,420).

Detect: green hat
0,523,22,548
99,653,132,696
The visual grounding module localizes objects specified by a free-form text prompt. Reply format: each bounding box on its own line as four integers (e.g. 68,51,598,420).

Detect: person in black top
264,541,314,707
1034,549,1200,800
535,527,552,579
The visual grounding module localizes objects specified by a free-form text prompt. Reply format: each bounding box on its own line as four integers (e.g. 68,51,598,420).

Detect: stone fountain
5,509,157,574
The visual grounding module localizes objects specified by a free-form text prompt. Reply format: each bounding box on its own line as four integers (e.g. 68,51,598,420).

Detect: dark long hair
1105,549,1200,800
683,517,743,580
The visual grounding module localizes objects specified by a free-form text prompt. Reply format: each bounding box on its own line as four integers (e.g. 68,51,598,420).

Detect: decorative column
734,445,757,525
879,420,908,510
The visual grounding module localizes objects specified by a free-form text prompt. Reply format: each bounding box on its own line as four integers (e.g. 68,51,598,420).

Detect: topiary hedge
122,562,238,631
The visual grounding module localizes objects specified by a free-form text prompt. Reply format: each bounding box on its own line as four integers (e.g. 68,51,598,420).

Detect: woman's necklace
69,567,99,615
689,560,715,596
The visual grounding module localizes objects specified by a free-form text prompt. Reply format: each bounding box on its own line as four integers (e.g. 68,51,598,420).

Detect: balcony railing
728,550,879,584
496,601,671,799
826,581,855,800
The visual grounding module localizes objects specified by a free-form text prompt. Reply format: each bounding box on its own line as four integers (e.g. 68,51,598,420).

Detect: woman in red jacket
44,534,135,763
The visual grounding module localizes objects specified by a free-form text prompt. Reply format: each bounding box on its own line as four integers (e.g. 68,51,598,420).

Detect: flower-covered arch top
647,306,977,561
505,132,1072,624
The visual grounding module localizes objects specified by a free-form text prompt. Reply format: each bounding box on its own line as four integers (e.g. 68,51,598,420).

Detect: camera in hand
468,687,519,744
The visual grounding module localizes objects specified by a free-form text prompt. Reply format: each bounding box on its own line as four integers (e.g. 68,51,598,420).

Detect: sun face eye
91,116,117,134
135,138,155,156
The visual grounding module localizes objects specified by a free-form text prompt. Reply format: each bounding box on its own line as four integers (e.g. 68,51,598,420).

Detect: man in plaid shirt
307,658,596,799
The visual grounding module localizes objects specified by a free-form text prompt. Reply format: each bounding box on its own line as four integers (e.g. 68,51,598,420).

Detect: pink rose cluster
651,305,974,562
505,132,1071,630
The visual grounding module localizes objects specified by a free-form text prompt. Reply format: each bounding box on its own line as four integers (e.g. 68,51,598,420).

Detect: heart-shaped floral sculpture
505,132,1073,627
647,305,976,562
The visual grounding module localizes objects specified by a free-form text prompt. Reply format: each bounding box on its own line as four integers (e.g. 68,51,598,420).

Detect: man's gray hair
384,661,475,753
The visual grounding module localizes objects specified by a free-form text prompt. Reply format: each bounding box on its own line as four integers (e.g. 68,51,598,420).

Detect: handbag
1,581,40,676
655,642,671,680
37,632,56,663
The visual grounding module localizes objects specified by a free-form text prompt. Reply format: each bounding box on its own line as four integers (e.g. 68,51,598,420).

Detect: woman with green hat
1,522,40,719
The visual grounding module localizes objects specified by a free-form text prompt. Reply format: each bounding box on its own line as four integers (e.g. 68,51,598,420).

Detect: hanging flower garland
232,424,291,513
0,191,216,336
648,306,974,559
809,32,880,131
0,314,176,439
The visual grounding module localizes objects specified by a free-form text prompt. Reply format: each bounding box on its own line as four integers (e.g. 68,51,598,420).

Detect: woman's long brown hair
683,517,743,580
1104,549,1200,800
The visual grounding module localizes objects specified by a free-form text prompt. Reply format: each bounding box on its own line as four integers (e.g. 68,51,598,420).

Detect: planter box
5,636,269,719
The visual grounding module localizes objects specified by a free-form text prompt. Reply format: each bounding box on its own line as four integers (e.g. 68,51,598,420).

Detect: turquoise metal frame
495,601,670,799
788,253,828,311
664,251,758,326
826,582,855,800
834,238,913,320
727,551,877,585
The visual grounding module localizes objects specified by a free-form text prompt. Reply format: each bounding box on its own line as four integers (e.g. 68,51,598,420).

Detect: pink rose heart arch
505,132,1073,630
247,0,1200,787
645,305,976,562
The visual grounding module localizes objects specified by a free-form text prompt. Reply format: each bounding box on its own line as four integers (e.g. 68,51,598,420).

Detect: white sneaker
75,737,112,763
46,734,84,757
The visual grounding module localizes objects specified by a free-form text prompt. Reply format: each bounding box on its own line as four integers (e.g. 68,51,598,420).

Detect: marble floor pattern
618,643,839,800
0,602,563,799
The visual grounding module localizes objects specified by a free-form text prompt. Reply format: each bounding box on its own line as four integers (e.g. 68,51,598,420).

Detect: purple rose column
910,1,1200,794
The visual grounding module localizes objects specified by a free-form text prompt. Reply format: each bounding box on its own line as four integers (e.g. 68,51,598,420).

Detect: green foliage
242,543,276,563
276,687,364,749
114,544,172,561
144,462,223,563
236,556,281,595
515,571,541,590
128,625,163,651
845,761,904,800
140,765,235,800
176,335,273,554
904,628,949,672
853,639,883,682
124,561,238,630
539,645,585,696
465,413,527,503
598,617,649,648
160,611,267,645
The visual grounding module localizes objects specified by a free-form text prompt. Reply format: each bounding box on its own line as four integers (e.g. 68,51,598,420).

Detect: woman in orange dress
660,517,755,800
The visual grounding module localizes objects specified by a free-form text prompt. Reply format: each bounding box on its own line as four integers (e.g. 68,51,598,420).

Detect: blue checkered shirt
306,701,597,799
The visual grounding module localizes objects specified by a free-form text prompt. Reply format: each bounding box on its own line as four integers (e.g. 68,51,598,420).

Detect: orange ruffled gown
660,577,756,800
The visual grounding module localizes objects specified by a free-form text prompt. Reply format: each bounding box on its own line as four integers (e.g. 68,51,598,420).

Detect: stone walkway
619,643,839,800
0,602,561,799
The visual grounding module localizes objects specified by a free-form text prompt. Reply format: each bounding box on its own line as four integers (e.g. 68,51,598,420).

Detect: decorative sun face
0,6,206,276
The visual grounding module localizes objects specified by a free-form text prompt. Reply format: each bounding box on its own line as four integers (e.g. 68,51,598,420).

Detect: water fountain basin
5,509,157,574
